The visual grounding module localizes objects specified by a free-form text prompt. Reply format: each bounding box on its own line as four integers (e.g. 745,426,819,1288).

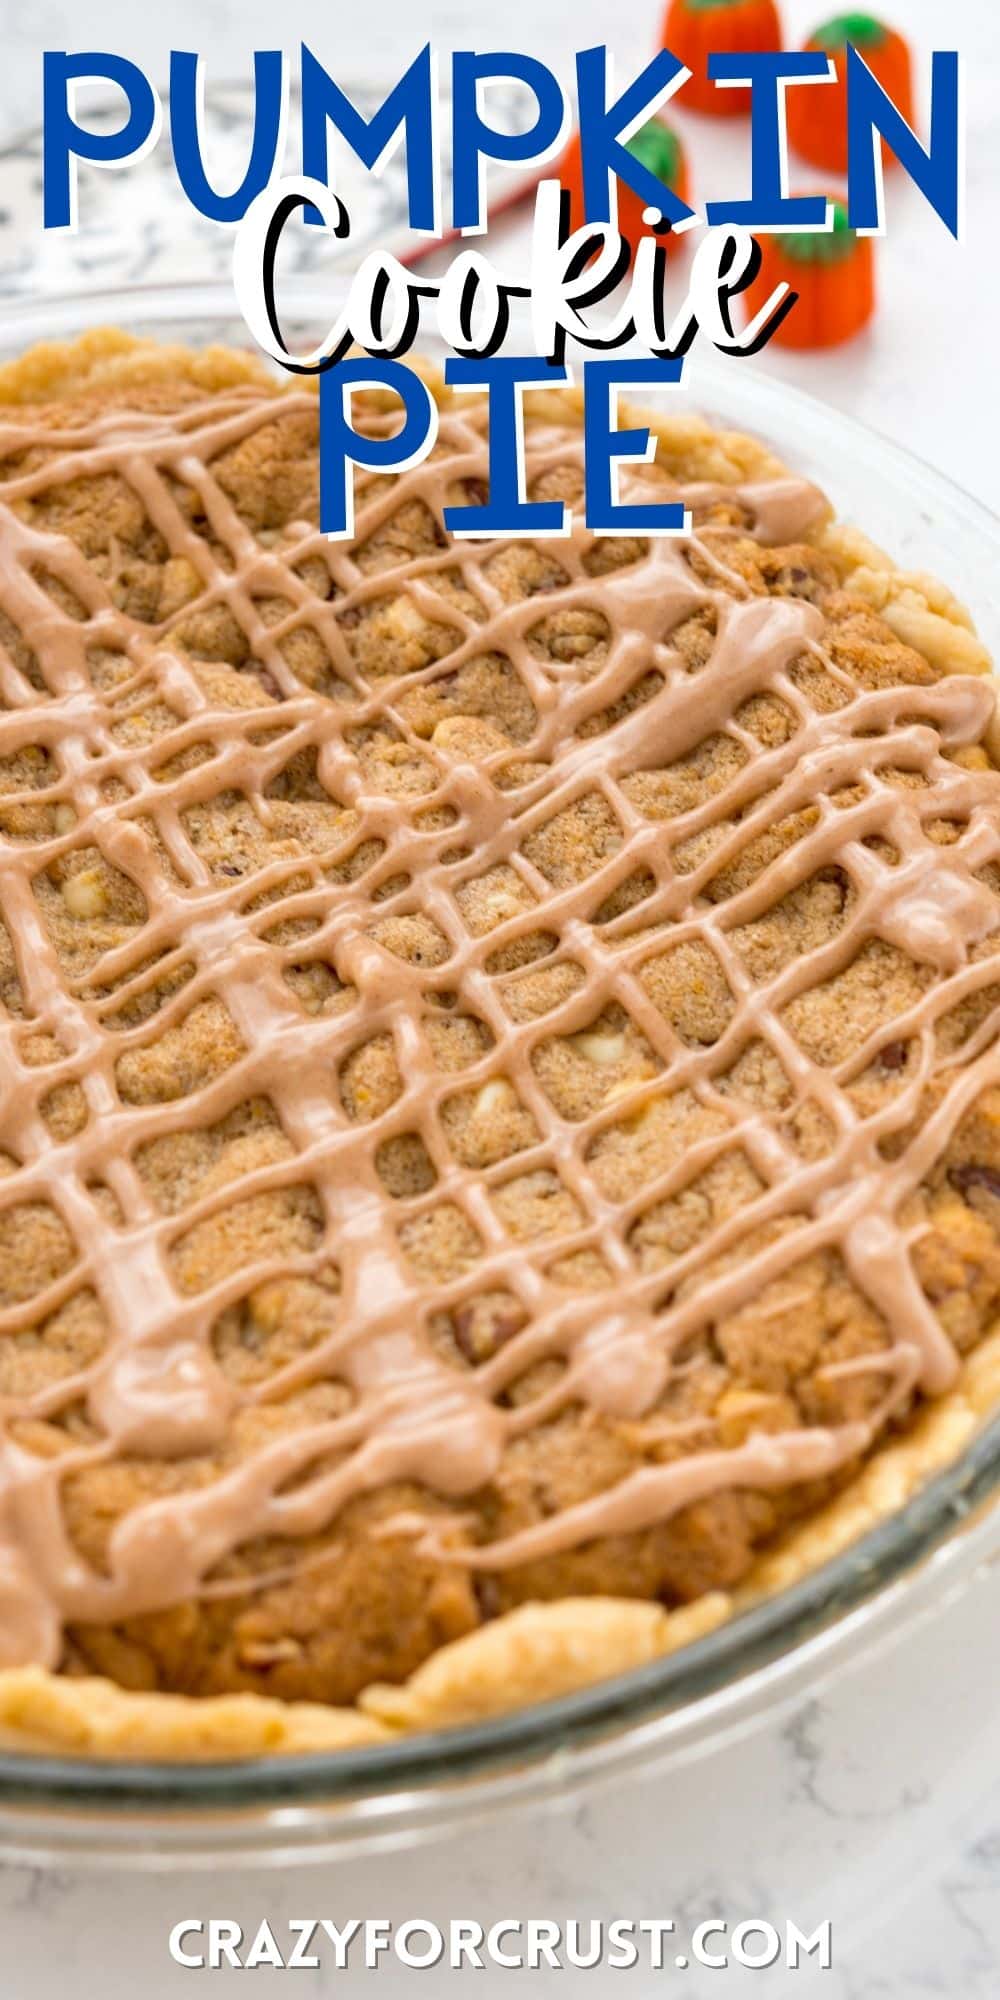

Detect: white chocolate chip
431,717,472,749
573,1029,627,1067
53,804,77,835
471,1079,516,1119
391,595,426,635
236,1637,303,1668
484,890,526,923
62,868,106,919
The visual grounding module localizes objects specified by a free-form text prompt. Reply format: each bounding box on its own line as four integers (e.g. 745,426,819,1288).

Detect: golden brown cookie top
0,333,998,1702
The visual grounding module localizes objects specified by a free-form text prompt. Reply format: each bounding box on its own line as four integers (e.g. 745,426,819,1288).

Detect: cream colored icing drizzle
0,384,997,1666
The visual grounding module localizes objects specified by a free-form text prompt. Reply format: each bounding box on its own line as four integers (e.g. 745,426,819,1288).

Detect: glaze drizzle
0,378,997,1671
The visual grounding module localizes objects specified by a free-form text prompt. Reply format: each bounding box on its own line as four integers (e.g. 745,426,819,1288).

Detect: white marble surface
0,2,998,1994
5,1546,1000,1998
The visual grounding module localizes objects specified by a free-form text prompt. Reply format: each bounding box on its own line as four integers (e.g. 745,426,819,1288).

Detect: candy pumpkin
560,119,691,260
787,15,914,174
662,0,783,116
744,200,875,349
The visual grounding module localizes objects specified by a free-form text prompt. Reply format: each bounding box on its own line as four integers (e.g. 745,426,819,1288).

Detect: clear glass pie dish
0,277,998,1868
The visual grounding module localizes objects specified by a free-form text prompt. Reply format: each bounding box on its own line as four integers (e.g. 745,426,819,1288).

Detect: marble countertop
0,2,998,1992
6,1545,1000,1999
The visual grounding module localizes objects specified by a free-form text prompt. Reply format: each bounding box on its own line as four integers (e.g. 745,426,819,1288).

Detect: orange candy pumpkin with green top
560,119,691,260
743,201,875,349
787,15,914,174
662,0,783,116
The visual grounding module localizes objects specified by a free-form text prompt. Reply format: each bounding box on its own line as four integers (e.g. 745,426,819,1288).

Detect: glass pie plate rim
0,276,998,1858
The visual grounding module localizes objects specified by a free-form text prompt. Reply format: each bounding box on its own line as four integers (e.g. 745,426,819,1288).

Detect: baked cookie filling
0,329,998,1758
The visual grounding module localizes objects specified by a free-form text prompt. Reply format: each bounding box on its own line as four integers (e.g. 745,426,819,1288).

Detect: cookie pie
0,329,997,1759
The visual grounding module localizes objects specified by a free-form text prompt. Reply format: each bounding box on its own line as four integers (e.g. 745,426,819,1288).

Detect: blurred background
0,0,996,498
